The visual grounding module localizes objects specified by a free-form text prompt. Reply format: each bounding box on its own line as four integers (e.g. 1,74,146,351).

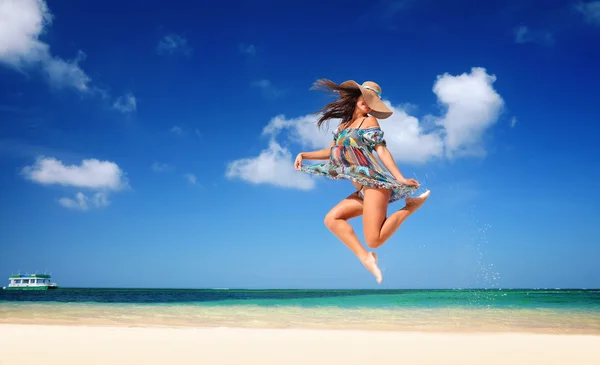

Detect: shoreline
1,324,599,365
2,318,600,335
2,302,600,335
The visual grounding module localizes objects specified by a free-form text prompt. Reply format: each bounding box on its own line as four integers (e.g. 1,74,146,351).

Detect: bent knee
324,214,336,229
365,237,382,249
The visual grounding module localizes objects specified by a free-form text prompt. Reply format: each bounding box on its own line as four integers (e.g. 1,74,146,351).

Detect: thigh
326,192,364,220
362,187,391,237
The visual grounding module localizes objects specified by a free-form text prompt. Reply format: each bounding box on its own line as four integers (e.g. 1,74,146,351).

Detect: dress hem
300,164,417,203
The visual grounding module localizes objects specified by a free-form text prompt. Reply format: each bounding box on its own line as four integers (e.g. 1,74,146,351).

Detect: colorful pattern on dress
300,125,418,203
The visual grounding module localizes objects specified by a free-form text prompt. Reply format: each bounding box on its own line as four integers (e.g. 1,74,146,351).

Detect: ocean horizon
3,288,599,334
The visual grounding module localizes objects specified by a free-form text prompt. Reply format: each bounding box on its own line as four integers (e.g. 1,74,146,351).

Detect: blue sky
1,0,599,289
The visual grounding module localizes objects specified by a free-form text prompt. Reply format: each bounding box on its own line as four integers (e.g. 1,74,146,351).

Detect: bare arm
294,141,334,170
300,141,334,160
375,144,406,182
375,144,418,186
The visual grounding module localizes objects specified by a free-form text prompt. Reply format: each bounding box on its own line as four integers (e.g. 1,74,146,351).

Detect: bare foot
361,252,382,284
404,189,430,213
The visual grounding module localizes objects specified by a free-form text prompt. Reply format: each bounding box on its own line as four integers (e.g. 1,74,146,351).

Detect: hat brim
340,80,393,119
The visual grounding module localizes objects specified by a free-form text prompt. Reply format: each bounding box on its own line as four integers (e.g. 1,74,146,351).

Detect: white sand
1,324,599,365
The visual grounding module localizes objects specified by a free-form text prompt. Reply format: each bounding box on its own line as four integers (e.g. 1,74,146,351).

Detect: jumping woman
294,79,430,284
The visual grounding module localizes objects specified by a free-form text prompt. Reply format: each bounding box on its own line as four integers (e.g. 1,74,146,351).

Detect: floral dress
300,119,418,203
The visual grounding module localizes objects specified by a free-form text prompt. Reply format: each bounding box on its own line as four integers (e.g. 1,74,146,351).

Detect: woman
294,79,430,284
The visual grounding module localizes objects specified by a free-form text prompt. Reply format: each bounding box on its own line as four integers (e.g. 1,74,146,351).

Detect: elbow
375,145,390,157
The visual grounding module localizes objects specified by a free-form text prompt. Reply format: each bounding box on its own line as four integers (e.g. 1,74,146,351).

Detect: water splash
474,223,501,289
464,215,502,308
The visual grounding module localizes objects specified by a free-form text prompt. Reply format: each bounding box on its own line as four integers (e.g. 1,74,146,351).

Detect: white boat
2,273,59,290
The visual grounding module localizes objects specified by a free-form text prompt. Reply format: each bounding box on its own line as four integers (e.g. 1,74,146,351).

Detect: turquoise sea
1,289,599,334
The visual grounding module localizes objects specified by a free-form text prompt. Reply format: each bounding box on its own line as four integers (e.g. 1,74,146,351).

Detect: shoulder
362,115,381,129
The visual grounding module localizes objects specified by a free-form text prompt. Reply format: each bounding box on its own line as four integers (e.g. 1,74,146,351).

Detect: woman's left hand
399,178,419,187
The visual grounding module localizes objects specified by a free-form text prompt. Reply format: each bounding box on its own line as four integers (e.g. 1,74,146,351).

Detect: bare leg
363,188,430,249
324,192,382,283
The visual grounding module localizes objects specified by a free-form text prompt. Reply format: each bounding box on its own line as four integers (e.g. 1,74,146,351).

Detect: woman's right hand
399,178,420,187
294,153,304,170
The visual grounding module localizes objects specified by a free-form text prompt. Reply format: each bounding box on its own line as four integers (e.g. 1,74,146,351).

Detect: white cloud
157,33,191,55
22,157,127,190
170,126,183,135
226,139,315,190
112,93,137,113
262,113,334,150
42,50,92,92
252,79,284,99
0,0,132,108
0,0,50,65
59,191,109,211
575,1,600,25
184,173,197,185
0,0,91,91
379,106,444,163
22,156,128,210
510,117,517,128
151,162,171,172
513,26,554,46
226,67,503,190
433,67,504,158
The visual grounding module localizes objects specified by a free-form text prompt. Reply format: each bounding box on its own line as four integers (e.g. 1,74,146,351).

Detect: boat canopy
9,274,52,279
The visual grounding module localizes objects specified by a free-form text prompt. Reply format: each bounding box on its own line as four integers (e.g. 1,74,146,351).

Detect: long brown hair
311,79,361,130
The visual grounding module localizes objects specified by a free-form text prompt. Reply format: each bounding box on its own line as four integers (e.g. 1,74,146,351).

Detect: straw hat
340,80,393,119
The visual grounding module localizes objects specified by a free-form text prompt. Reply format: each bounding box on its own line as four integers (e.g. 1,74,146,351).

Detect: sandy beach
1,324,599,365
